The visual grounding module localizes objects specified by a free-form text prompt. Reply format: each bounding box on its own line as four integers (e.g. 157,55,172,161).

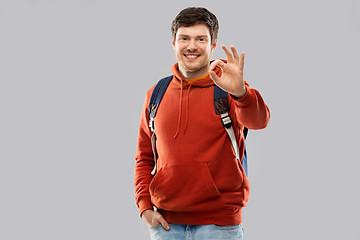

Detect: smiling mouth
184,54,200,60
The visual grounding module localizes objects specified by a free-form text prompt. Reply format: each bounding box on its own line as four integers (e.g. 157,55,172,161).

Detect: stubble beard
178,53,210,78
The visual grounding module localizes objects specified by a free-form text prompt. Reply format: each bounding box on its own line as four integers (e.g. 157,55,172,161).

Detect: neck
178,64,210,80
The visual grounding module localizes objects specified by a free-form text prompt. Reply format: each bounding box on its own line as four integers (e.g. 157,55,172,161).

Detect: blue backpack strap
148,75,173,132
213,85,249,176
147,75,173,175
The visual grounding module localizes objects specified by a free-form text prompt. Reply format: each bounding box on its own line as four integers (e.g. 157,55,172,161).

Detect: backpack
148,75,248,176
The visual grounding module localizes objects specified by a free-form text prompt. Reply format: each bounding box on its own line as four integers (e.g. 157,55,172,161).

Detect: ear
172,36,176,48
211,39,217,52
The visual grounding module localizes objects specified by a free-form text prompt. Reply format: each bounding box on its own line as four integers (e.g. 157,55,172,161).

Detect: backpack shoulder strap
213,85,249,176
147,75,173,175
148,75,173,132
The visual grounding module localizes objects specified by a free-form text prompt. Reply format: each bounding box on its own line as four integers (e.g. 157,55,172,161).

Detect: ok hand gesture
209,45,246,98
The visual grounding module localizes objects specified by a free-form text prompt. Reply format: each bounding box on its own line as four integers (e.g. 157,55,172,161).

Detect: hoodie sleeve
229,81,270,130
134,87,156,216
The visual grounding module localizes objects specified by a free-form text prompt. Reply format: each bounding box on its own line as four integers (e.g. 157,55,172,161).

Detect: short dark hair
171,7,219,44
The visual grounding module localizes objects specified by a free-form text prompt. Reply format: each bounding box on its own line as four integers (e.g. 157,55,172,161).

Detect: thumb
209,68,220,84
156,214,170,230
209,59,225,84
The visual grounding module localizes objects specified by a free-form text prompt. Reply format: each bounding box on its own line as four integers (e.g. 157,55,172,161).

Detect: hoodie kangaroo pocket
149,162,222,212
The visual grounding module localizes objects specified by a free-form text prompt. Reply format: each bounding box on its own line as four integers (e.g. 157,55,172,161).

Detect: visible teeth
186,55,199,59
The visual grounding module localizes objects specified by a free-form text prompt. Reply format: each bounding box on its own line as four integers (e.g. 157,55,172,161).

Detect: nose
187,39,198,51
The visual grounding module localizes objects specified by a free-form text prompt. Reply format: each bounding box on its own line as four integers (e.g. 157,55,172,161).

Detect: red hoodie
134,63,270,225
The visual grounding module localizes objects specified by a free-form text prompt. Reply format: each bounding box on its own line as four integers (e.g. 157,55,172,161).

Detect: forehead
176,24,211,37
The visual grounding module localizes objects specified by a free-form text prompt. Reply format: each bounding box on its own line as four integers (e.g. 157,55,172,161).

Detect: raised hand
209,44,246,98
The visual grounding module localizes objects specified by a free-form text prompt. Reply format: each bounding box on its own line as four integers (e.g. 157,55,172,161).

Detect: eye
179,37,187,41
198,38,207,43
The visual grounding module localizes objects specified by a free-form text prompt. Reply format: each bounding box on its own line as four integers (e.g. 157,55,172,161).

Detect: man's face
172,24,217,78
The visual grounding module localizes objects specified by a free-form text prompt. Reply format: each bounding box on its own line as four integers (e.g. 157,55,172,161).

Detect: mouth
184,53,200,60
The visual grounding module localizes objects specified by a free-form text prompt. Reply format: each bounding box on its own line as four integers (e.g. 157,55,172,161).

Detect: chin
187,63,207,72
183,66,201,73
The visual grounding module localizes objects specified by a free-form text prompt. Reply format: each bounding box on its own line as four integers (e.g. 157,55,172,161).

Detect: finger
240,51,245,70
156,214,170,230
230,45,240,62
210,59,226,71
209,68,221,84
209,59,225,84
221,44,234,62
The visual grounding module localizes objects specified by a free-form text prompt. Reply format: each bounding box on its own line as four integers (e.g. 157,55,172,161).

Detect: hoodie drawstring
173,80,183,138
174,81,192,138
183,85,191,134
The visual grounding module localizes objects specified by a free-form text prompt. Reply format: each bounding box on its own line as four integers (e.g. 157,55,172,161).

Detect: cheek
199,48,209,57
175,45,184,55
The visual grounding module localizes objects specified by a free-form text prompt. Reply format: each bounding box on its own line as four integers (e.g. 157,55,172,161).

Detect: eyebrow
178,34,209,38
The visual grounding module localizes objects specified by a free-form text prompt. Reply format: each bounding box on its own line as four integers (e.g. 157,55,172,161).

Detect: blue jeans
149,223,244,240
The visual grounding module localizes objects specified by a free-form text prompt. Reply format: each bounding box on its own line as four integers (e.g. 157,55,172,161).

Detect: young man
134,7,270,240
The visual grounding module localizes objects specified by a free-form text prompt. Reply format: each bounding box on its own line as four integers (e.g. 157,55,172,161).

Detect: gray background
1,0,359,239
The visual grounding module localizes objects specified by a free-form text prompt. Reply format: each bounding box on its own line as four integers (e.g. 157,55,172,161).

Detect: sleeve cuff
230,85,252,107
138,196,153,217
